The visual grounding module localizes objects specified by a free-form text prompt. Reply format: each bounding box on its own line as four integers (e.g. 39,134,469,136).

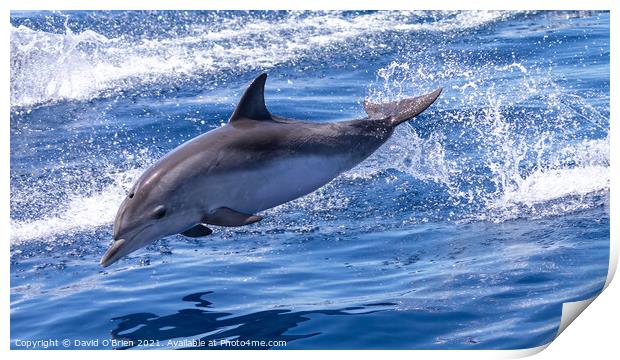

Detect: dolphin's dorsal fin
229,73,272,122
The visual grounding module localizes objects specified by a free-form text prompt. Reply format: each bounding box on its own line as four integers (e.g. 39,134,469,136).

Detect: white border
3,1,617,359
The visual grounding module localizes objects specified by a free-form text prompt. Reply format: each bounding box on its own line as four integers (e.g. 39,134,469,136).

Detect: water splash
366,57,609,222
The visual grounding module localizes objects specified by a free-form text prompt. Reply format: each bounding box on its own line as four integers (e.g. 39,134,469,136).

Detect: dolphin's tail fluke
363,88,442,127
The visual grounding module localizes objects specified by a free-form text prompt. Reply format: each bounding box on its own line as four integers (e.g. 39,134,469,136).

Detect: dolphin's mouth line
124,224,153,243
101,224,153,267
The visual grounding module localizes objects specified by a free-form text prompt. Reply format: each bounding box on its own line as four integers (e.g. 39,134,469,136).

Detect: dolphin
100,73,442,267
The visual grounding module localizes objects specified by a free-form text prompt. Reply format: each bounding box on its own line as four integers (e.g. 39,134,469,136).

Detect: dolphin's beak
100,239,128,267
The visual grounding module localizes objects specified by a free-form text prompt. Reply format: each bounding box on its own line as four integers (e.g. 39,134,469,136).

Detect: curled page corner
604,237,618,289
554,247,615,339
505,295,599,359
507,343,549,358
550,233,617,346
556,297,597,337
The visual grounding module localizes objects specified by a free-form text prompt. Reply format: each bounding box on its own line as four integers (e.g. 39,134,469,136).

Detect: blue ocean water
10,11,610,350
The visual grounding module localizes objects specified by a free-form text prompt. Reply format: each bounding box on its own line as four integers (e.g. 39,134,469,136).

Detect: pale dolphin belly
204,154,351,214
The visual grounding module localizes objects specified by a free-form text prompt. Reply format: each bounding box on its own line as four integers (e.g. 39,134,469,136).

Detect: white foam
10,11,512,108
10,169,142,244
487,134,610,215
498,166,609,207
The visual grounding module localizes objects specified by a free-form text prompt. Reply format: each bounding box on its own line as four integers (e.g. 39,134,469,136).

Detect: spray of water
364,57,609,222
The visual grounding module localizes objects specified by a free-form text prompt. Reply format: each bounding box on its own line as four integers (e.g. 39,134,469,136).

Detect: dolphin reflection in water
110,291,396,349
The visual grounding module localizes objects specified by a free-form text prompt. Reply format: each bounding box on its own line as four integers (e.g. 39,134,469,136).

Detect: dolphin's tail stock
363,88,443,127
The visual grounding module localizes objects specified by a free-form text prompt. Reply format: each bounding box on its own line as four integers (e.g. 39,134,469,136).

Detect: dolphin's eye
128,192,135,199
153,206,167,219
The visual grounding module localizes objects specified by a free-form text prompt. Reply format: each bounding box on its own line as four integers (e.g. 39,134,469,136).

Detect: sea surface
10,11,610,349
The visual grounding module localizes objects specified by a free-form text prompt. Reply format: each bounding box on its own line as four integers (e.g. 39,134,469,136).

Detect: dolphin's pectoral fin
229,73,272,122
363,87,442,127
181,224,213,237
205,207,263,227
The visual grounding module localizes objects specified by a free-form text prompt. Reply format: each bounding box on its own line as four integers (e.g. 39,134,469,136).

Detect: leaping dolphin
100,73,442,267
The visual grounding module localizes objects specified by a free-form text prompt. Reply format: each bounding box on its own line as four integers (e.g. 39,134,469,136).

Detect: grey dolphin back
230,73,441,127
363,87,443,127
229,73,272,122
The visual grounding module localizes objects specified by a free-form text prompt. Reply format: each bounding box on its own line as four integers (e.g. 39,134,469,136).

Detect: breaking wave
11,11,514,108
